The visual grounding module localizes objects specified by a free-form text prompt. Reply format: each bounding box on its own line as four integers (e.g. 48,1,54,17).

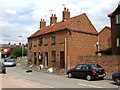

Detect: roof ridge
98,26,111,34
28,13,97,38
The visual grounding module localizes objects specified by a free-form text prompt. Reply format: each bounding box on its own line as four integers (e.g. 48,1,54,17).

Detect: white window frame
117,38,120,47
116,14,120,24
52,35,56,44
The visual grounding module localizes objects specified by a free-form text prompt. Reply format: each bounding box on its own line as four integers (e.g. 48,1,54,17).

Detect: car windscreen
91,64,102,69
7,60,15,62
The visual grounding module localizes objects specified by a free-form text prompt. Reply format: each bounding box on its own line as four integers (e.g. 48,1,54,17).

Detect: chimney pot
54,14,56,17
64,7,66,11
67,9,69,11
62,7,70,21
40,18,46,29
52,14,53,17
50,14,57,25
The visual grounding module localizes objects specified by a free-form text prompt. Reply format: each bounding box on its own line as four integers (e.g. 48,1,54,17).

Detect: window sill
51,60,56,62
44,44,48,46
51,43,56,45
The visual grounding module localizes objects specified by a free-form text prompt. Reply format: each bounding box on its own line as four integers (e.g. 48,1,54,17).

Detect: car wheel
3,71,6,74
114,77,120,85
68,73,72,78
86,75,92,81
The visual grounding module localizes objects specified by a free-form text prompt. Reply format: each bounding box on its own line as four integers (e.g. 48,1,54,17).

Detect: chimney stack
62,7,70,21
50,14,57,25
40,19,46,29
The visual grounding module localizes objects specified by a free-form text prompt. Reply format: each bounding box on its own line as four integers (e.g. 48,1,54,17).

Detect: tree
11,47,27,59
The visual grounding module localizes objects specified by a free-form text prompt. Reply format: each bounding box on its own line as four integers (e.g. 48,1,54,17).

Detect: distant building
0,43,26,58
108,2,120,55
0,44,11,58
98,26,111,51
28,7,98,69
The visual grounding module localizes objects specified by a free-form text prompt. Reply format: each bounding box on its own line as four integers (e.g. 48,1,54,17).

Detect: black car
66,64,106,81
112,72,120,85
0,62,6,74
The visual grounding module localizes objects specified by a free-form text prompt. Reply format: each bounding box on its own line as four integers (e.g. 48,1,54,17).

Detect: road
1,65,120,89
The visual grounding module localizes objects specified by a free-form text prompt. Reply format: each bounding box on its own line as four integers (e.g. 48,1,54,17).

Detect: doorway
60,51,65,68
45,52,48,67
34,52,37,65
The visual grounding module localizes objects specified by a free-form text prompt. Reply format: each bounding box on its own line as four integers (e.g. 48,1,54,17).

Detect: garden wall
77,55,120,73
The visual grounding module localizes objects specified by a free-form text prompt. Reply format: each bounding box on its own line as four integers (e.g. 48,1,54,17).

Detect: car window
92,64,102,69
81,65,90,70
75,65,82,70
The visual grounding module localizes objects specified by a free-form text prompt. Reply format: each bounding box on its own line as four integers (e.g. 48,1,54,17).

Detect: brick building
108,2,120,55
98,26,111,51
0,44,11,58
28,7,98,69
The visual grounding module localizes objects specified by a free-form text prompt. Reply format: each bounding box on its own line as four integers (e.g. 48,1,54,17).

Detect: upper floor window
39,36,43,46
52,35,56,45
117,37,120,47
116,14,120,24
29,39,32,49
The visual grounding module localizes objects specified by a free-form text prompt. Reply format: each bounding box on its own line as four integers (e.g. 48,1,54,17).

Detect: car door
72,64,83,77
80,65,92,78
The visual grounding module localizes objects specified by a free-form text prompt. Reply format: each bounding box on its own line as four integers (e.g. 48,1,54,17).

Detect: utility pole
19,36,24,61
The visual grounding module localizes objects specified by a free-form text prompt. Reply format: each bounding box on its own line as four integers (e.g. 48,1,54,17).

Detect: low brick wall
77,55,120,73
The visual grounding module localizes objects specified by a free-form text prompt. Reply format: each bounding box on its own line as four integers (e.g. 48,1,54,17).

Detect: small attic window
117,37,120,47
116,14,120,24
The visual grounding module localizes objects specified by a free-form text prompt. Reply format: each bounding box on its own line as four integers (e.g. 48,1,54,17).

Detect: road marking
78,83,104,88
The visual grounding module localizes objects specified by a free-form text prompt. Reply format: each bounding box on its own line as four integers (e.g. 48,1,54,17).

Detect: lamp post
19,36,24,61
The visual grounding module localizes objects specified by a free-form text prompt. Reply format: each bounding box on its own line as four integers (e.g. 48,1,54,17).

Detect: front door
60,51,65,68
34,52,37,65
45,52,48,67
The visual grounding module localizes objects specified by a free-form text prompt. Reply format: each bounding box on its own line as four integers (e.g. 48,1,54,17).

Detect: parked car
66,64,106,81
0,62,6,74
4,59,16,67
112,72,120,85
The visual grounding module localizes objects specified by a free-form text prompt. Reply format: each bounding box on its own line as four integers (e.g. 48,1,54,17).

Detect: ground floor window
52,51,56,62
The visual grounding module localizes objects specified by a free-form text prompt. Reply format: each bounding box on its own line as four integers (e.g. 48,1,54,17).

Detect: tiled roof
29,13,97,38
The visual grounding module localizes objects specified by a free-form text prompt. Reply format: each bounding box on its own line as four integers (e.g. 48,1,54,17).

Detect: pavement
1,74,52,88
104,73,112,80
18,60,113,80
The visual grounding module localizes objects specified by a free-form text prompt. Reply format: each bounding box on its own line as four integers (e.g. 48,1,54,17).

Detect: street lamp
19,36,24,61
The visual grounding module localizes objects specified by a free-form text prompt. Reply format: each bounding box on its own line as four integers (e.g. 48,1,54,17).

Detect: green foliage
105,47,112,55
11,47,27,59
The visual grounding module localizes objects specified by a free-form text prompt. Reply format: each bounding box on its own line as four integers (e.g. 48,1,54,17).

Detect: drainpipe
97,35,100,52
65,37,67,71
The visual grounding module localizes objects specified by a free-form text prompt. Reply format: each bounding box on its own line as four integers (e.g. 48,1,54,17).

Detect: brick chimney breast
40,19,46,29
50,14,57,25
62,7,70,22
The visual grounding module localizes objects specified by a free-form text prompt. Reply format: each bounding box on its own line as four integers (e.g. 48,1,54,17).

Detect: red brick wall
28,30,67,67
99,27,111,51
67,31,98,69
69,55,120,73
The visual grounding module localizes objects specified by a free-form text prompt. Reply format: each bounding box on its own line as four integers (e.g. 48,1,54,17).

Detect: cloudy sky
0,0,119,45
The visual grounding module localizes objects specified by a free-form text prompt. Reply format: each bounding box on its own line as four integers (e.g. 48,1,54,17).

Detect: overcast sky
0,0,119,45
